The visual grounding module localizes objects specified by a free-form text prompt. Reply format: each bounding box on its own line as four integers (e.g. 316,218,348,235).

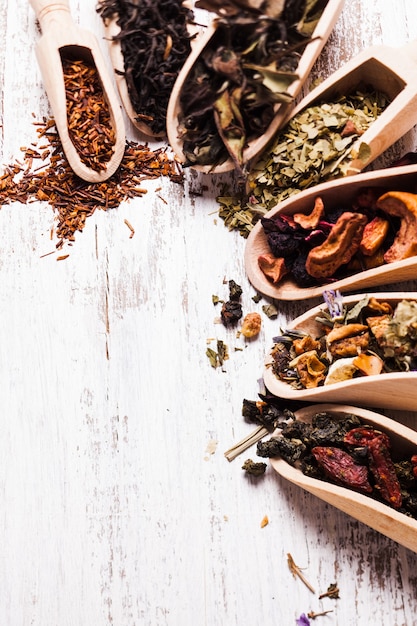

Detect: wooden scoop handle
29,0,72,31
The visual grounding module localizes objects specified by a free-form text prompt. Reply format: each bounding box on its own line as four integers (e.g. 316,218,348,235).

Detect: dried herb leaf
262,303,279,318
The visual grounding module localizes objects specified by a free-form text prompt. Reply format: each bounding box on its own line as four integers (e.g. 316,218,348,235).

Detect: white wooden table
2,1,417,624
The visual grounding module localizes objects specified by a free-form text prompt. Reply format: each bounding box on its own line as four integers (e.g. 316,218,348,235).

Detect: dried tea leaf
297,0,329,36
356,141,372,163
206,340,230,368
213,87,246,170
217,339,229,364
262,303,279,318
345,296,370,323
178,8,324,170
206,347,220,368
243,63,298,96
242,458,267,475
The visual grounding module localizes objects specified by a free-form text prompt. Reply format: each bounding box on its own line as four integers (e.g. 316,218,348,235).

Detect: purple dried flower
323,289,344,320
296,613,310,626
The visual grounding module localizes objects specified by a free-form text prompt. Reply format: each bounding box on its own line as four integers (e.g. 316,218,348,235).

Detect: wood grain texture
1,1,417,625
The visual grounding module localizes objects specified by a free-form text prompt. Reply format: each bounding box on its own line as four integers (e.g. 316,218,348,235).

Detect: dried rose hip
311,446,372,494
344,426,385,446
367,435,402,509
345,427,402,508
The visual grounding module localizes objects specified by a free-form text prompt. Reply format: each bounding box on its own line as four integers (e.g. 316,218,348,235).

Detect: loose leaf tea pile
269,292,417,390
178,0,328,171
62,56,116,171
217,89,390,236
257,410,417,519
0,118,182,245
97,0,194,136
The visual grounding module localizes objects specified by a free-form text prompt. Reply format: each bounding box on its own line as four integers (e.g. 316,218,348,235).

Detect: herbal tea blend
268,292,417,390
217,89,390,236
177,0,328,171
256,410,417,518
257,186,416,288
62,57,116,172
97,0,194,136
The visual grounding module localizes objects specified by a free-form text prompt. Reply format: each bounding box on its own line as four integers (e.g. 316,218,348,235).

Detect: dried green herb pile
0,118,182,245
97,0,194,136
178,0,327,171
218,89,390,237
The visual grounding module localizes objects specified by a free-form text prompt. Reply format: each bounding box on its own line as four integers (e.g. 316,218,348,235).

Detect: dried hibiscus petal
344,426,384,446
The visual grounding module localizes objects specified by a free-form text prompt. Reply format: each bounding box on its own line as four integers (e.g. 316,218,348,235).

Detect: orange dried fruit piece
293,196,324,230
376,191,417,262
241,312,262,338
290,350,327,388
353,353,384,376
258,253,288,284
306,212,367,279
359,215,389,255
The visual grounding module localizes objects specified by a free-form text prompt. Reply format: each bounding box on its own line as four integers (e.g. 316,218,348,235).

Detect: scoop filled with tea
29,0,125,182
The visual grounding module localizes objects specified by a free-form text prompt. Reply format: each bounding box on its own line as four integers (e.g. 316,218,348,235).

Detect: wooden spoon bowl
166,0,345,173
102,16,163,139
249,36,417,177
263,292,417,411
245,164,417,300
270,403,417,553
29,0,125,182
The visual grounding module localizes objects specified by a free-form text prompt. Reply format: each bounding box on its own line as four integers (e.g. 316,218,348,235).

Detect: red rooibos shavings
0,118,183,247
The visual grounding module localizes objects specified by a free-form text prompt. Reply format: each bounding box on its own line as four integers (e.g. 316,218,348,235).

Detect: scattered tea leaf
319,583,340,600
242,458,267,476
260,514,269,527
262,303,279,318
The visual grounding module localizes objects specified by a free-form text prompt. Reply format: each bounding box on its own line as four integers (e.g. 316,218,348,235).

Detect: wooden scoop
263,292,417,411
166,0,345,174
101,1,198,139
29,0,125,182
244,163,417,301
270,403,417,553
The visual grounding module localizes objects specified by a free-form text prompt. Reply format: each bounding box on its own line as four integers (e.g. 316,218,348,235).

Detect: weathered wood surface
1,1,417,625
